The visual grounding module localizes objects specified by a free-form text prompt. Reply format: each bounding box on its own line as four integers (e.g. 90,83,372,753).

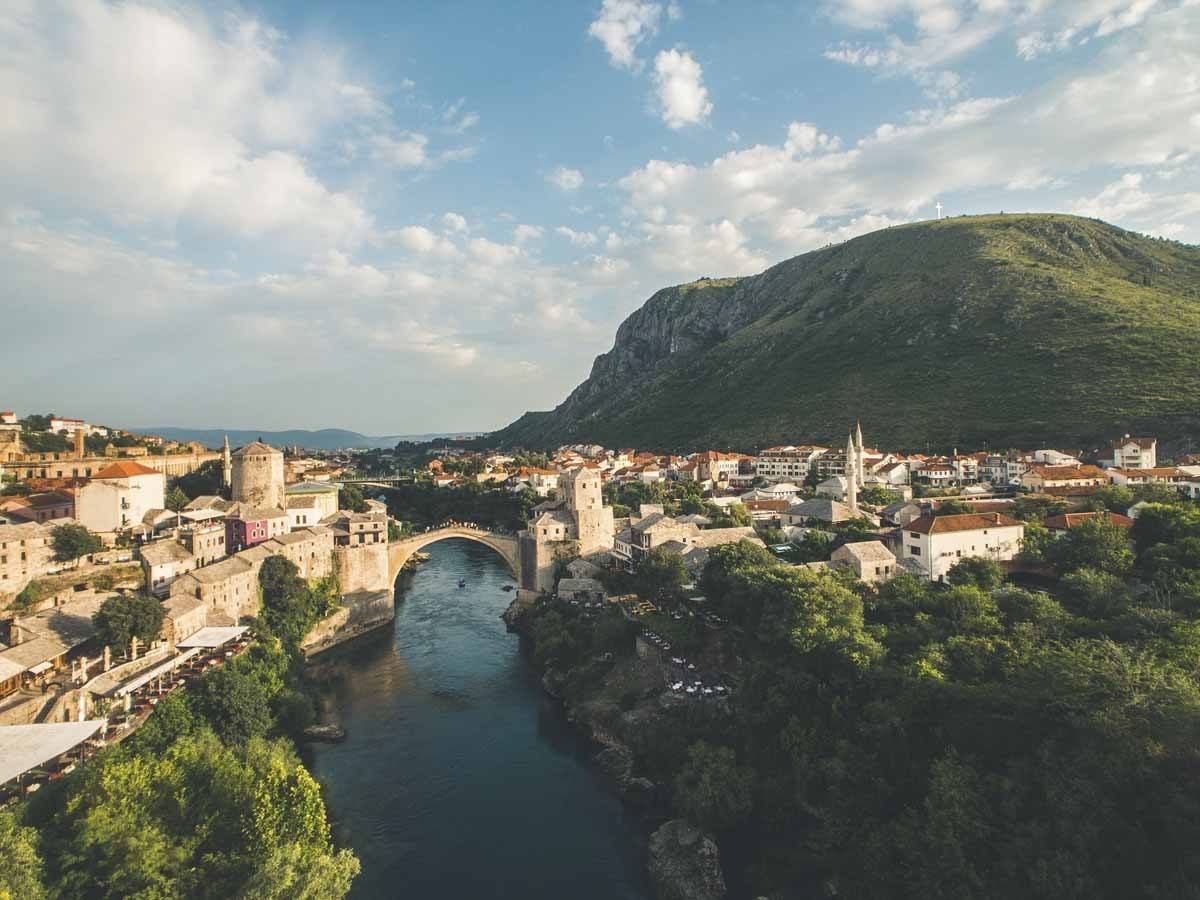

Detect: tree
674,741,755,831
946,556,1004,592
170,458,225,499
92,593,166,653
1046,518,1134,576
0,809,47,900
259,556,323,648
634,547,687,601
339,483,369,513
859,485,896,506
189,665,273,745
165,486,189,513
936,498,974,516
1059,567,1133,618
50,523,101,567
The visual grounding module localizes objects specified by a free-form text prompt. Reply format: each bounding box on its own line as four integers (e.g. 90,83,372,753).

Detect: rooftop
93,460,161,479
905,512,1023,535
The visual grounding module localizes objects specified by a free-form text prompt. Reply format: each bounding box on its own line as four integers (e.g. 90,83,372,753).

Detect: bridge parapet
387,527,521,584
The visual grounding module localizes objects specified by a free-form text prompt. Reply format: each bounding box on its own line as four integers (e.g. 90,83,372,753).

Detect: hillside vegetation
493,215,1200,451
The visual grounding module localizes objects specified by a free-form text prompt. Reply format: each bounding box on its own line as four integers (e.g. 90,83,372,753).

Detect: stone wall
302,589,394,657
334,542,390,594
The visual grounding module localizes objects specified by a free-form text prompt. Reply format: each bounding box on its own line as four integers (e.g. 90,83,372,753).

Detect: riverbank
504,596,733,900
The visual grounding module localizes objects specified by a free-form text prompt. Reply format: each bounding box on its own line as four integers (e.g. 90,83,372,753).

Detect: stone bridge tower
564,468,614,555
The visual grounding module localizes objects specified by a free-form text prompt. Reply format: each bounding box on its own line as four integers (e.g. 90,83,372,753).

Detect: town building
0,522,55,601
830,541,898,584
140,540,197,597
1020,464,1107,493
75,461,166,534
518,468,615,594
1100,436,1157,470
224,507,288,553
755,446,827,482
901,513,1025,582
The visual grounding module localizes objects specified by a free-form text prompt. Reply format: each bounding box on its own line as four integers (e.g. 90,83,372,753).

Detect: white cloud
547,166,585,191
0,0,385,249
514,224,544,244
652,48,712,129
390,225,461,259
588,0,664,70
468,237,523,265
369,133,429,167
556,226,599,246
442,212,469,233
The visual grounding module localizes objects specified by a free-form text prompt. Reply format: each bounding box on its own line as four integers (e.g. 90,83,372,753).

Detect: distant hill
490,214,1200,452
135,427,483,451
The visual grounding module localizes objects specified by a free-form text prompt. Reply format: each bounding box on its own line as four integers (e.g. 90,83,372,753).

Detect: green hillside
493,214,1200,452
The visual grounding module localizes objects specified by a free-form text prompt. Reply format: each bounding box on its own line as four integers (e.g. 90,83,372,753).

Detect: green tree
1046,517,1134,576
339,483,369,513
92,593,166,652
859,485,896,506
190,664,274,745
165,485,189,513
674,741,755,831
170,458,225,499
50,523,102,567
946,556,1004,592
1059,567,1133,618
936,498,975,516
634,547,687,600
0,809,47,900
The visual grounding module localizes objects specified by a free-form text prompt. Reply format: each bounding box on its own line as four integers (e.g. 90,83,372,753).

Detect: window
909,532,919,539
910,546,921,556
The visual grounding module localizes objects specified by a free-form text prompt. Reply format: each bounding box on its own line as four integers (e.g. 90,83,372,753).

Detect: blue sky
3,0,1198,435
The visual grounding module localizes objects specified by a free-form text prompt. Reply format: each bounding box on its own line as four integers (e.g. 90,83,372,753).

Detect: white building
755,446,826,481
49,417,88,435
76,461,166,533
1101,436,1157,470
901,512,1025,582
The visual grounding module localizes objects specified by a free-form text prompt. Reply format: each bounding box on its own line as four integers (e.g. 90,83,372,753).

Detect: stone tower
74,429,86,459
564,468,614,555
222,435,232,489
846,433,858,513
230,440,285,509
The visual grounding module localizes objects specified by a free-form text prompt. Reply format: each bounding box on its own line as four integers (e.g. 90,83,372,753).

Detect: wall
335,542,390,594
301,589,394,657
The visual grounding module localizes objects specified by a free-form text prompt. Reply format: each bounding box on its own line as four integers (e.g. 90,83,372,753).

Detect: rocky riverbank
503,597,732,900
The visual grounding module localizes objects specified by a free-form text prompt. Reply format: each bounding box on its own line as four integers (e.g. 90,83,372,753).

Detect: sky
3,0,1199,435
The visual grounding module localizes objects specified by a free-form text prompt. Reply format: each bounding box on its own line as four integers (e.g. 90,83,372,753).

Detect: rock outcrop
648,820,727,900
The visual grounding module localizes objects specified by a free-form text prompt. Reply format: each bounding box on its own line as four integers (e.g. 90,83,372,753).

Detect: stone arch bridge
388,526,520,585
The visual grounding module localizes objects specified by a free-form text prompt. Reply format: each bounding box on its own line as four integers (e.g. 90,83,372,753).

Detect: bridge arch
388,527,520,586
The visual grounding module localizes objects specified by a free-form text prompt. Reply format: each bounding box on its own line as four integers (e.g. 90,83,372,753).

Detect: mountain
135,427,482,451
490,214,1200,453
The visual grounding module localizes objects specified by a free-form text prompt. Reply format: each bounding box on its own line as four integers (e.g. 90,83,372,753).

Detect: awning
28,661,52,675
0,720,106,785
112,648,200,697
177,626,248,649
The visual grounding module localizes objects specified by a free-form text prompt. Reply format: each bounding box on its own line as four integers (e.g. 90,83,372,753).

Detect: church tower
222,435,232,489
846,432,858,513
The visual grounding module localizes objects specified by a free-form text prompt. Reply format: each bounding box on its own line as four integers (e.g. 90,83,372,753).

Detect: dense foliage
10,557,357,898
169,458,226,500
639,508,1200,899
492,214,1200,450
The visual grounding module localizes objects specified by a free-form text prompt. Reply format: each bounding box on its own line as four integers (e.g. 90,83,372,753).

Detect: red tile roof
905,512,1023,535
93,460,160,479
1043,511,1133,530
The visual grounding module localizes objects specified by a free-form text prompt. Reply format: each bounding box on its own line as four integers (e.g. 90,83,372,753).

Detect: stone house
830,541,898,584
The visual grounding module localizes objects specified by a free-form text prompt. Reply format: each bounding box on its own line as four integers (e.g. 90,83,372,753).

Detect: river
307,538,651,899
